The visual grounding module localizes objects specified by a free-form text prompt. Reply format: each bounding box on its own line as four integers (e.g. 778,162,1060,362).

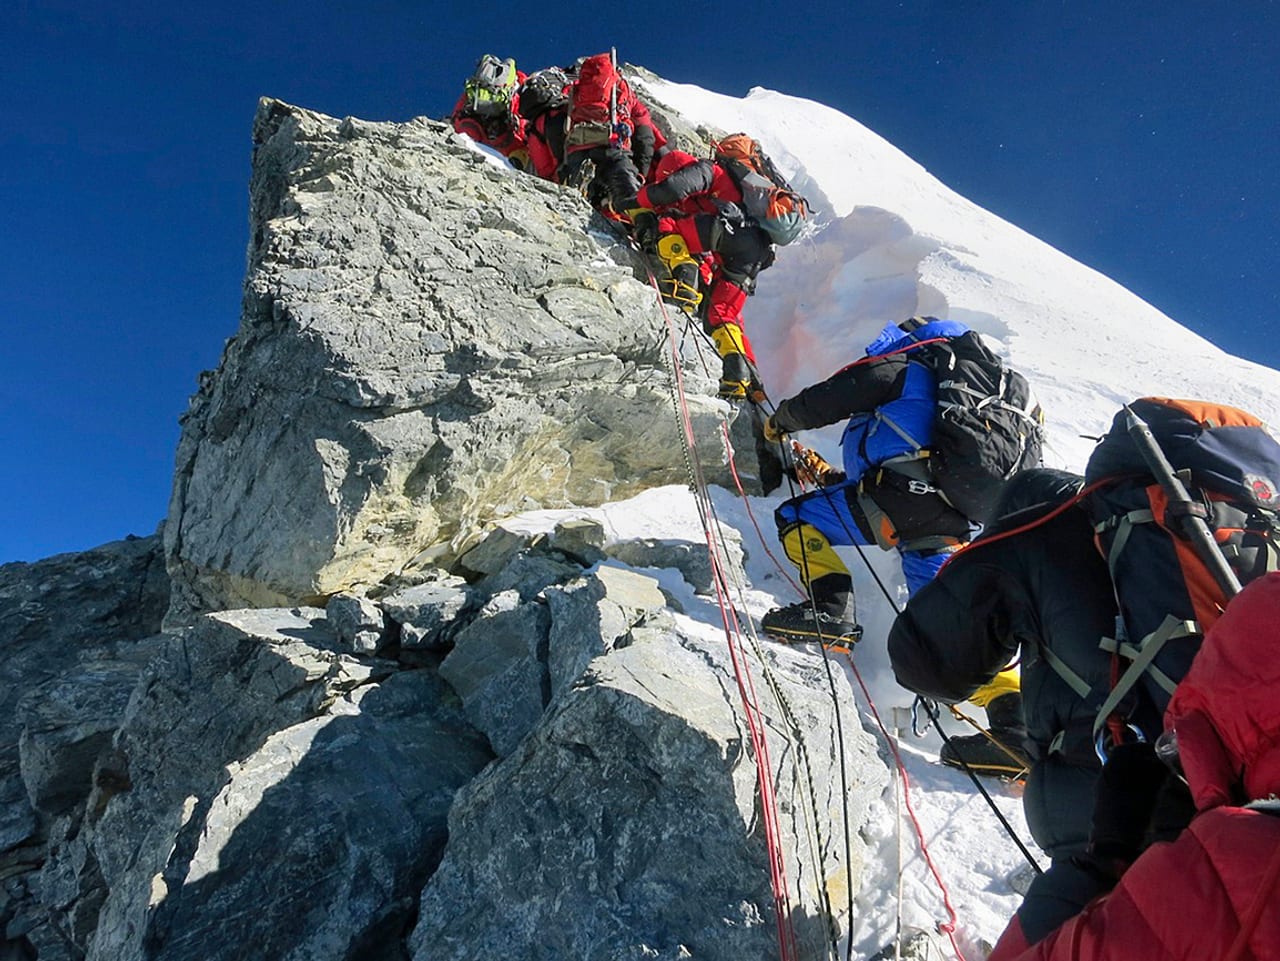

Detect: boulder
410,614,887,960
163,100,739,625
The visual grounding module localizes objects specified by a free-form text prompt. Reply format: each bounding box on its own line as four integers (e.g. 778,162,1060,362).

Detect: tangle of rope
636,239,979,960
645,263,803,961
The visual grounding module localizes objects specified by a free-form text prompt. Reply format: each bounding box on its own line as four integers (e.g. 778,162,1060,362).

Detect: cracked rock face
163,99,740,625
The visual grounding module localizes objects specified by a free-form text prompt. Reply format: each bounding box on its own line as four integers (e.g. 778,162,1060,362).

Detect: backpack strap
1024,634,1094,700
1093,507,1156,577
1090,614,1199,741
871,408,930,455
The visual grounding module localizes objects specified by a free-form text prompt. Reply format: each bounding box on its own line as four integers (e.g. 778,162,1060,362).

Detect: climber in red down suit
625,149,775,400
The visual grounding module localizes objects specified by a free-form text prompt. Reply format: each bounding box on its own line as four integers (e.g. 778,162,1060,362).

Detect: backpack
517,67,571,121
1081,397,1280,741
565,52,633,150
462,55,520,119
897,330,1045,525
713,134,810,245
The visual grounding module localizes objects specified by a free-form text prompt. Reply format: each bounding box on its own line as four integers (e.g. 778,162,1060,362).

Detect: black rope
917,698,1043,874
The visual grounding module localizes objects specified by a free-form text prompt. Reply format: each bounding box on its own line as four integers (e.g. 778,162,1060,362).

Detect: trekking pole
1123,406,1243,599
609,46,618,145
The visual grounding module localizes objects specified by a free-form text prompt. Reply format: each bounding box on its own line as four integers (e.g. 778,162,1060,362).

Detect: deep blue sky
3,1,1277,563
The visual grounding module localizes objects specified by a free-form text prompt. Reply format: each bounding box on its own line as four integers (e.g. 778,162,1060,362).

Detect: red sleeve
525,118,560,180
450,92,469,129
988,915,1032,961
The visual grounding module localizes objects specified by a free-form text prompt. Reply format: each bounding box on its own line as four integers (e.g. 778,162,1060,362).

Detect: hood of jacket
863,317,971,358
1165,571,1280,811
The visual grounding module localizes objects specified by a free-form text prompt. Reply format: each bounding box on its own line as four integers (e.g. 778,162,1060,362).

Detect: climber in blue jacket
759,317,975,644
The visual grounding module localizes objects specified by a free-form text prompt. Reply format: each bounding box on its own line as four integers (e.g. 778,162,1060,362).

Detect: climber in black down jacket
887,468,1123,946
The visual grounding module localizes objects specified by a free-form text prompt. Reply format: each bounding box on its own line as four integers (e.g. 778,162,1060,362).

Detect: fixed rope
643,259,804,961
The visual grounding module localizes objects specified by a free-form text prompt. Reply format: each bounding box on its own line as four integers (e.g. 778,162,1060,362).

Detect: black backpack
518,67,571,121
907,332,1045,525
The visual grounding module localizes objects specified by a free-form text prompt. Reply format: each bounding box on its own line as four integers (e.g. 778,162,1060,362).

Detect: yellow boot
940,672,1030,778
710,324,759,400
654,234,702,313
761,524,861,645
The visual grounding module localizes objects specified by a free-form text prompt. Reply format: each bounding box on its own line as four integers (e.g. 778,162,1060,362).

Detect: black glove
717,202,747,227
1088,741,1171,864
557,155,586,187
1144,774,1196,846
630,209,659,251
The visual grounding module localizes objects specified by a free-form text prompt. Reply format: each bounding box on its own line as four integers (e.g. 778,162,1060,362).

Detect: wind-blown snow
505,76,1280,957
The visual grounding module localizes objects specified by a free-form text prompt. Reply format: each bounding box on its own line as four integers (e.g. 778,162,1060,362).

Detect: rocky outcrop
0,534,168,937
7,521,887,961
2,92,888,961
410,567,886,961
163,99,753,625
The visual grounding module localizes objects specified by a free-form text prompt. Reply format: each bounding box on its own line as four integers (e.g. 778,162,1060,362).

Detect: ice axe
1123,405,1242,599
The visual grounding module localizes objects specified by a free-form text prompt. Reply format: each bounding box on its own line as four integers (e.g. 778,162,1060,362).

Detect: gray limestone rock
439,591,552,757
27,607,492,961
409,617,887,961
17,637,170,820
457,527,537,578
378,575,474,651
548,517,607,565
325,591,387,654
0,534,168,866
607,531,746,596
545,565,667,698
163,100,739,625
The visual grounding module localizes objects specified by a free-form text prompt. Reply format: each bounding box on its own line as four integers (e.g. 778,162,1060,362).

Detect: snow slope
503,77,1280,957
646,79,1280,473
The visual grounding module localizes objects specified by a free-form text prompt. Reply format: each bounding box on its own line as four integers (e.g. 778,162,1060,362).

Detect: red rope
720,422,805,598
646,266,802,961
739,433,974,959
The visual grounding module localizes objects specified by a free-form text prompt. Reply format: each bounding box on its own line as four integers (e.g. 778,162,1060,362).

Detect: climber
450,54,531,171
624,148,775,400
516,66,573,181
985,572,1280,959
758,318,982,644
557,53,667,216
888,469,1146,944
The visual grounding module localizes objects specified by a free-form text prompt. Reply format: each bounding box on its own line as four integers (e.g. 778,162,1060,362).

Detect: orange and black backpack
1079,397,1280,744
713,134,810,245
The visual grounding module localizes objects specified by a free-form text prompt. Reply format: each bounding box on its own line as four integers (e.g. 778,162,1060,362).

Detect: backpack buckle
1094,723,1146,763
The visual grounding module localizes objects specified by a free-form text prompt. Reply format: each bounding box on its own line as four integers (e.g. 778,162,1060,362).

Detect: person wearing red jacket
555,54,668,218
988,571,1280,960
625,149,775,399
450,56,530,172
518,63,667,192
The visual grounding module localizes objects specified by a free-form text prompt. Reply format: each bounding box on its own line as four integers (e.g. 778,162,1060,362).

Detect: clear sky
3,0,1277,563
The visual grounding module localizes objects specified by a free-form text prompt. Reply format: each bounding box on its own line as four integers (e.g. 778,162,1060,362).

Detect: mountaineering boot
939,690,1031,778
653,234,703,313
760,600,863,647
763,525,861,646
762,573,862,646
658,261,703,314
710,323,762,401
